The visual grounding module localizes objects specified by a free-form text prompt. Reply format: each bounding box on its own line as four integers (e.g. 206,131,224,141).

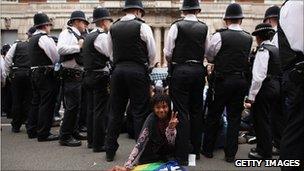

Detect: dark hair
257,30,275,41
151,93,171,109
183,9,200,15
36,25,45,30
230,19,241,24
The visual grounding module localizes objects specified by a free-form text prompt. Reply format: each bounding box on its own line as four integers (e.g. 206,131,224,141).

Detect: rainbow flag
133,162,163,171
132,161,187,171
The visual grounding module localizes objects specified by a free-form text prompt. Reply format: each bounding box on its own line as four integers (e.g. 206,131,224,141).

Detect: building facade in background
1,0,282,65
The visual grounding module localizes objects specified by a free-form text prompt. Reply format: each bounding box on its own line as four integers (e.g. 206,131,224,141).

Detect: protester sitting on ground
111,93,178,171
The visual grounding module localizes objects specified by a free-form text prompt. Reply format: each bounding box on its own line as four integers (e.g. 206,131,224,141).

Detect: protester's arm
166,111,178,145
124,125,150,170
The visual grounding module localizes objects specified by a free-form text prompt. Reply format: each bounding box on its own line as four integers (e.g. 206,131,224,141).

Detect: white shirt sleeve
248,49,270,101
272,32,279,49
57,29,81,55
2,43,17,80
107,31,113,62
163,24,178,62
140,23,156,66
94,33,111,58
280,1,304,53
39,35,60,64
205,32,222,63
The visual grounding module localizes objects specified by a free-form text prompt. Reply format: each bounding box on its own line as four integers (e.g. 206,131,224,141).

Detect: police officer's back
82,7,113,153
164,0,208,165
202,3,253,163
105,0,156,162
2,27,36,133
27,12,60,141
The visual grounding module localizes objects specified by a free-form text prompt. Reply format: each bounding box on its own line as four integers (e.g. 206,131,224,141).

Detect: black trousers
252,79,280,157
280,70,304,171
83,71,109,149
78,84,87,128
10,69,32,129
105,63,150,152
270,90,285,150
1,79,12,118
170,64,205,161
203,74,248,158
59,78,82,140
54,82,64,118
27,69,59,138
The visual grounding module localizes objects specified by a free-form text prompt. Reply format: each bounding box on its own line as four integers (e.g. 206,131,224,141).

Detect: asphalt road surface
1,117,279,171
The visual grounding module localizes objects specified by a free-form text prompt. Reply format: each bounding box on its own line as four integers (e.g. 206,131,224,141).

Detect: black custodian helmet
67,10,89,26
92,7,113,23
181,0,201,12
123,0,145,16
263,5,280,22
223,3,244,20
33,12,52,28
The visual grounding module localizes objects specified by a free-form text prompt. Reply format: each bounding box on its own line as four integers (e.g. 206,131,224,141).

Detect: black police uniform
105,1,151,160
10,41,32,132
263,5,284,153
169,19,208,162
249,28,282,158
58,11,88,146
278,2,304,166
82,7,112,152
27,13,59,140
203,4,253,160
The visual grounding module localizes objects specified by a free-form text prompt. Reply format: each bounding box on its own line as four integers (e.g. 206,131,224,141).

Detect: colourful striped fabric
133,163,163,171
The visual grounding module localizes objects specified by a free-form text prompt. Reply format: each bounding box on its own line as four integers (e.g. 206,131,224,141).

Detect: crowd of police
0,0,303,170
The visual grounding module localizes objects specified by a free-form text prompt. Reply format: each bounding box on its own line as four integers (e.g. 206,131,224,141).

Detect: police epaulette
243,30,251,35
134,17,145,23
258,46,265,51
171,18,184,26
113,18,121,24
215,28,228,33
213,28,228,34
198,20,206,25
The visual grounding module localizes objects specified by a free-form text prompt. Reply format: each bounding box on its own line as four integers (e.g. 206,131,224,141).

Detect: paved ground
1,117,280,171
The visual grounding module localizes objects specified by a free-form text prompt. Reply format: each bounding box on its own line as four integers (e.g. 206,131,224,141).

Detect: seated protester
244,23,281,159
112,93,178,171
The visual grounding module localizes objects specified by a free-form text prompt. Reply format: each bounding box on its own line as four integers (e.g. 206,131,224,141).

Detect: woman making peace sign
112,93,179,171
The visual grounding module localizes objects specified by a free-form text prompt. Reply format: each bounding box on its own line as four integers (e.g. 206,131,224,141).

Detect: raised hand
168,111,179,129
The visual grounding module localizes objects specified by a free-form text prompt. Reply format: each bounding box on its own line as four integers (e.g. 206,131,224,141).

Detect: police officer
82,7,112,152
105,0,156,162
278,1,304,171
244,23,281,159
263,5,280,47
163,0,208,164
263,5,283,156
202,3,252,162
27,12,60,141
2,27,36,133
57,10,89,147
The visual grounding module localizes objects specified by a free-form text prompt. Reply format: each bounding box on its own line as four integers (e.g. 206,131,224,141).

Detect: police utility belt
84,67,110,76
60,67,84,81
31,65,55,75
172,60,202,65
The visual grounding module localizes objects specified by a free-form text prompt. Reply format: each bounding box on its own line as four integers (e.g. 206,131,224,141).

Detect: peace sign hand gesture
168,111,179,129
